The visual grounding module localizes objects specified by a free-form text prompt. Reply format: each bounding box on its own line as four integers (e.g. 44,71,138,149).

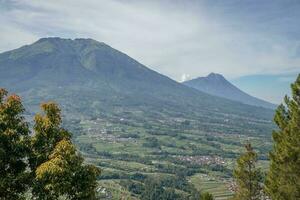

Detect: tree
30,102,71,170
0,89,99,199
232,143,262,200
265,74,300,199
30,102,100,199
200,192,214,200
35,139,100,200
0,89,30,199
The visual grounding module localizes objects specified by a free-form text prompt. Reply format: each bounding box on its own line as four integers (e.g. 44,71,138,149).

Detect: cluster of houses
84,119,138,143
175,155,225,165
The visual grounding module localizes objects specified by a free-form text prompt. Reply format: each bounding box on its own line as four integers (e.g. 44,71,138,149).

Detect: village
175,155,225,166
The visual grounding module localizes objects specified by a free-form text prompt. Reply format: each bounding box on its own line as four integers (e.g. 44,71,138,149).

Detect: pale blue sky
231,73,297,104
0,0,299,103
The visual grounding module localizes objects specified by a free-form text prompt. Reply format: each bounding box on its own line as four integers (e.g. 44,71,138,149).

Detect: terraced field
190,173,234,200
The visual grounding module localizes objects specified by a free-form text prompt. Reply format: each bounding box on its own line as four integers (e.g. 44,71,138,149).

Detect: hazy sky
0,0,299,103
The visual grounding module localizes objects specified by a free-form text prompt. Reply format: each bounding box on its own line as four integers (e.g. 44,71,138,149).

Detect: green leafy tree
0,89,30,199
265,74,300,199
30,102,100,199
232,143,262,200
200,192,214,200
30,102,71,170
36,139,100,200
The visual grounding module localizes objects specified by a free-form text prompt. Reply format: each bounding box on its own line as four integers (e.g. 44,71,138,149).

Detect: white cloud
0,0,299,81
180,74,191,82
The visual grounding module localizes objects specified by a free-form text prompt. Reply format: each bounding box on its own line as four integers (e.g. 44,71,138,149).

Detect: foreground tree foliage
0,89,30,199
30,102,100,200
265,74,300,200
0,89,100,200
34,139,100,199
232,143,262,200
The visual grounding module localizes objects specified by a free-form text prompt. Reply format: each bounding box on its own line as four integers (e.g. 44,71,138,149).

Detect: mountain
0,37,275,199
0,38,273,136
183,73,276,109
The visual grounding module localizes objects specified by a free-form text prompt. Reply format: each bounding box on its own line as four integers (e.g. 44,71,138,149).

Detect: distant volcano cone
183,73,275,109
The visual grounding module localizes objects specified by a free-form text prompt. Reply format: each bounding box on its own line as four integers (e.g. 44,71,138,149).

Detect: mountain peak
36,37,97,43
206,73,226,80
36,37,69,42
36,37,108,46
0,37,159,86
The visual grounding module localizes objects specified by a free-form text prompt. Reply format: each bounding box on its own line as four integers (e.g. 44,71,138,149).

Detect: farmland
66,111,273,199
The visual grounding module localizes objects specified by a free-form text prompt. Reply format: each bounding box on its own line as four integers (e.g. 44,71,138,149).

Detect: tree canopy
0,89,30,199
0,90,100,200
265,74,300,199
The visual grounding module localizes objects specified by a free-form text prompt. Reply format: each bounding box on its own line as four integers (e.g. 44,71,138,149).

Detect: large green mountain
0,37,275,199
0,38,272,127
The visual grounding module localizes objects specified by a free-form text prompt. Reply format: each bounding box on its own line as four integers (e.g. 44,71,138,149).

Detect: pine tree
30,102,100,199
0,89,30,199
232,143,262,200
265,74,300,199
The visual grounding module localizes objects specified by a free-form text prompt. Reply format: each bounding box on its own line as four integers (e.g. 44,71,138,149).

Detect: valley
0,37,275,199
64,106,273,199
